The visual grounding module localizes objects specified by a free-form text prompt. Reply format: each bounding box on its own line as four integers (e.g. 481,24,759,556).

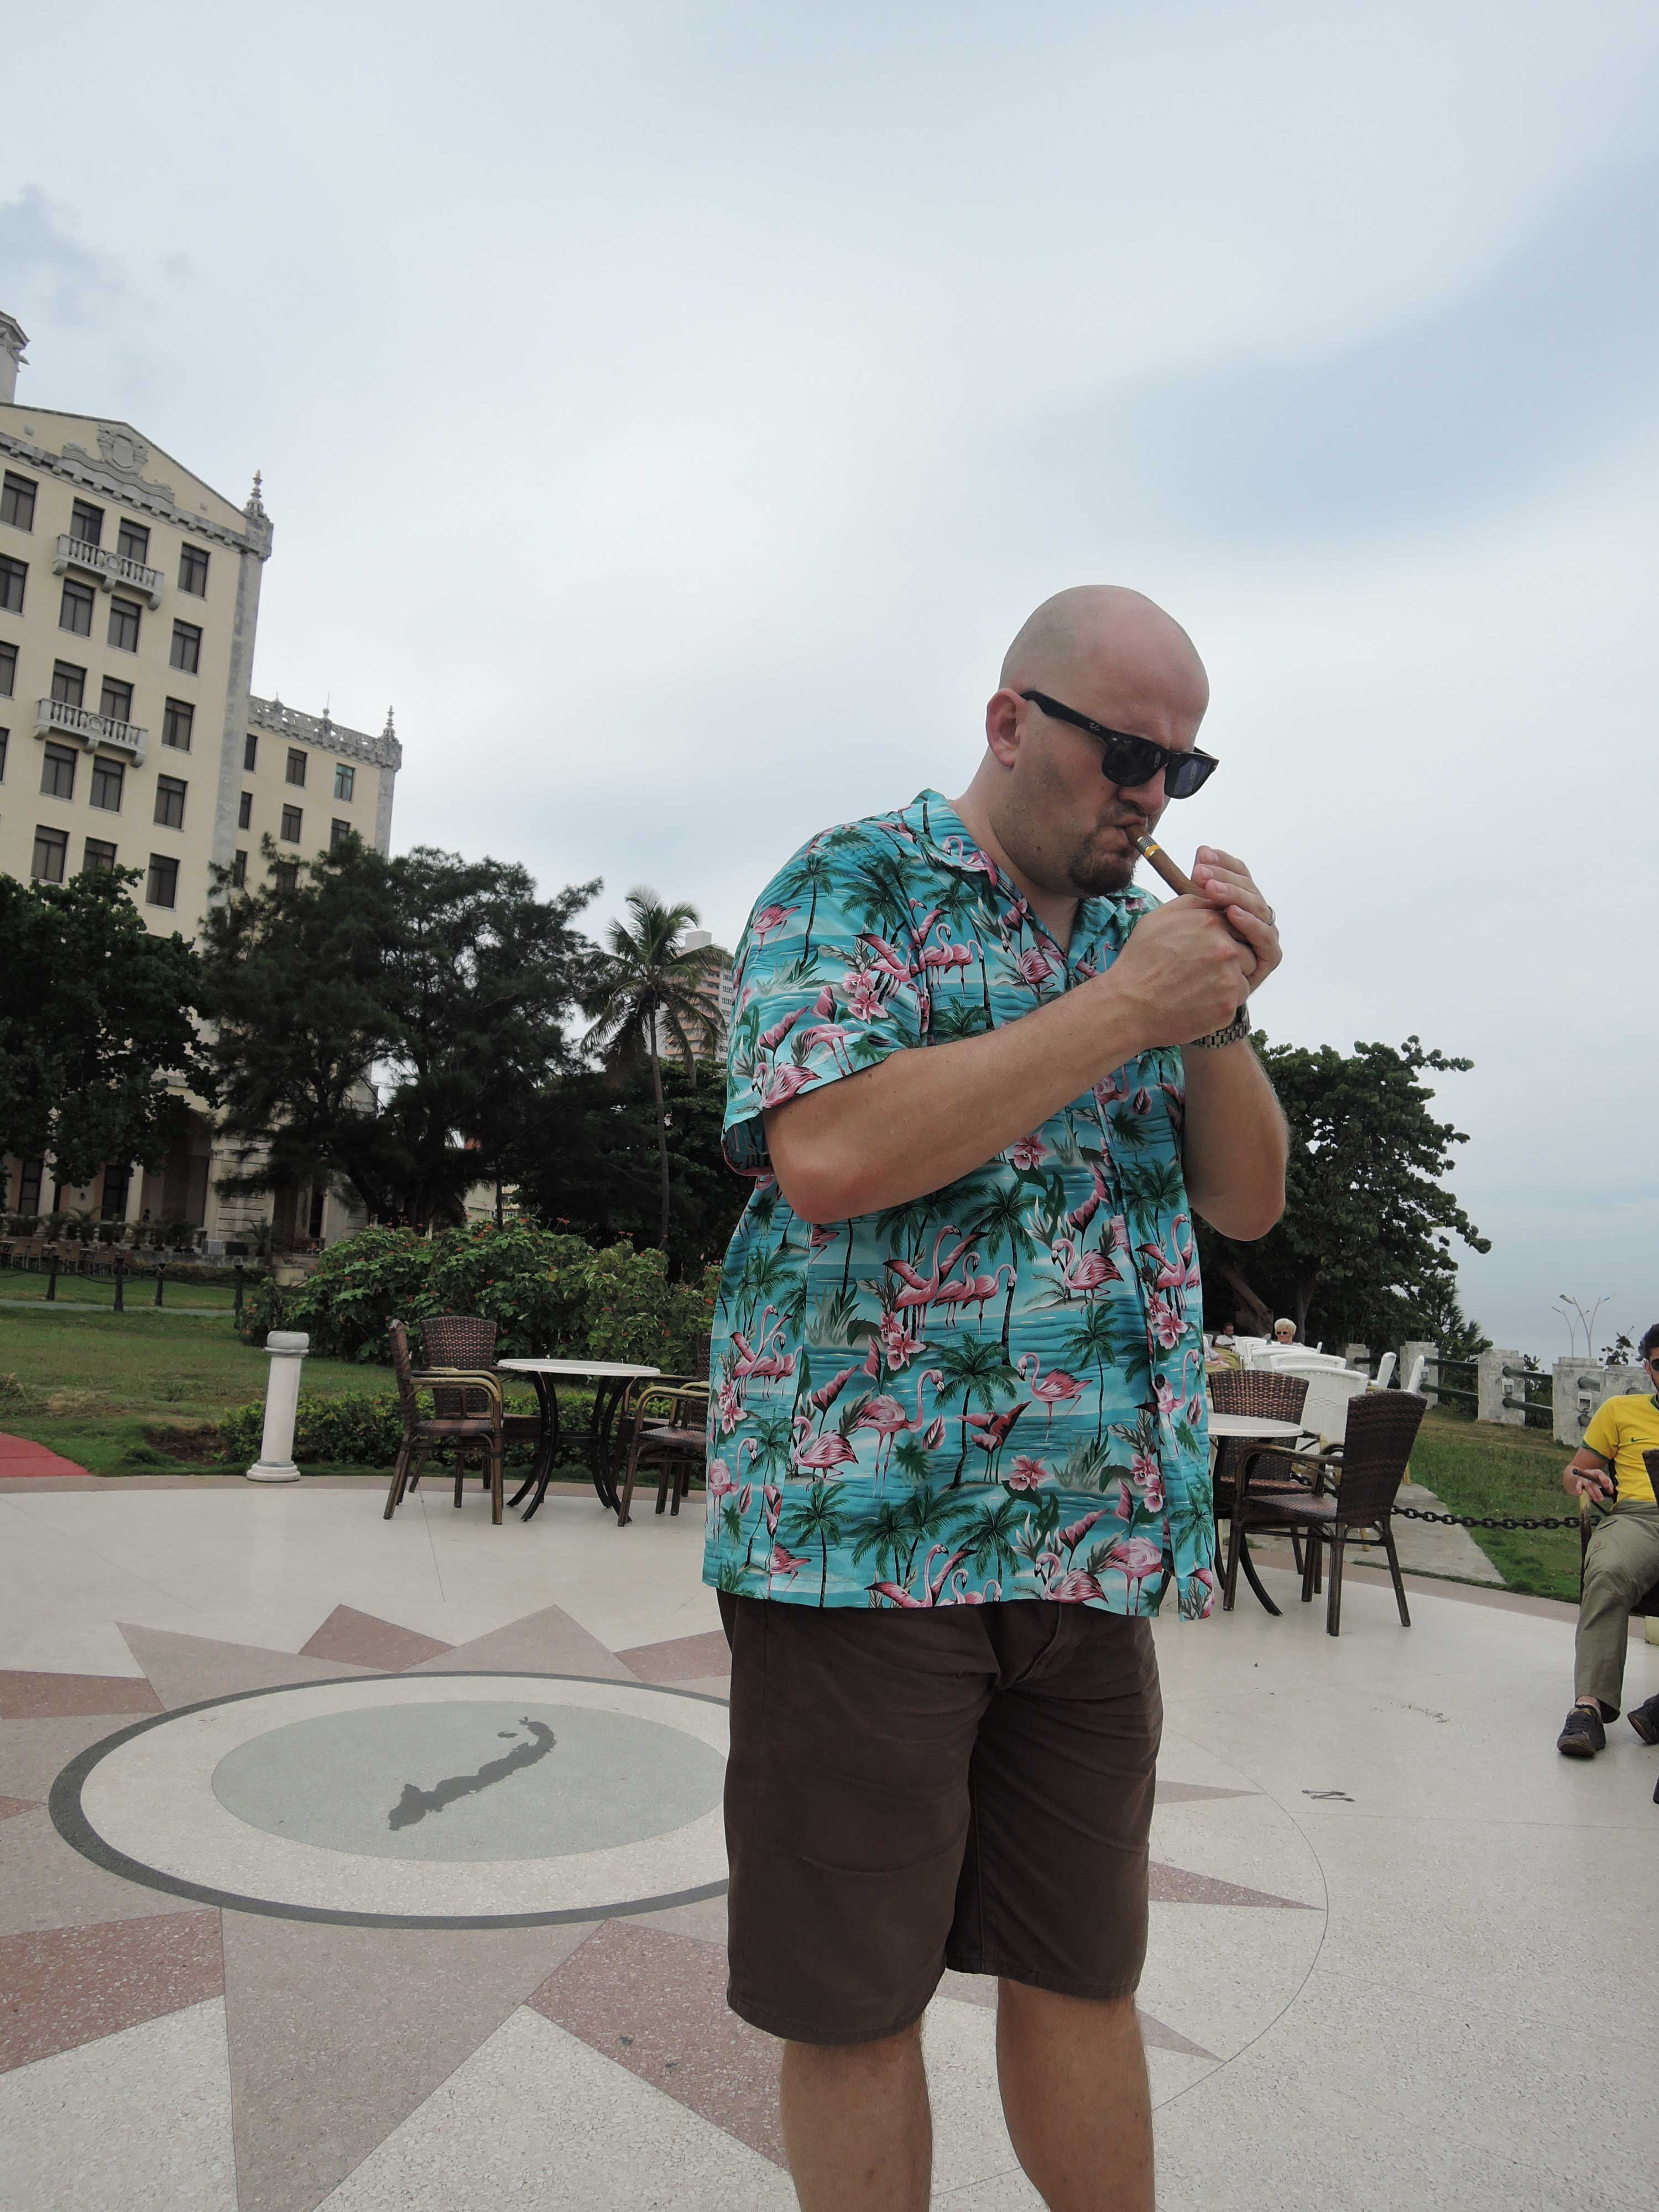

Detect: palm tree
851,1500,912,1586
895,1485,968,1580
583,887,730,1249
932,1337,1018,1484
957,1494,1028,1584
965,1180,1044,1352
1062,1302,1129,1445
785,1481,847,1606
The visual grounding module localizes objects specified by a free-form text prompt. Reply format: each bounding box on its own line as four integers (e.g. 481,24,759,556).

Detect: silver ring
1265,906,1276,926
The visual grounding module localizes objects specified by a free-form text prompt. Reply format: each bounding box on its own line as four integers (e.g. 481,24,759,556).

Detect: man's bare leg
995,1981,1154,2212
779,2023,931,2211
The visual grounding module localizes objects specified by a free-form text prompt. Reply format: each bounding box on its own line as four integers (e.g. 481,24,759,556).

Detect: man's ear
984,688,1024,769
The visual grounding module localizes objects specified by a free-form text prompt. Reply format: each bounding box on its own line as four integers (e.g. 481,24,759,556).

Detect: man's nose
1113,766,1166,816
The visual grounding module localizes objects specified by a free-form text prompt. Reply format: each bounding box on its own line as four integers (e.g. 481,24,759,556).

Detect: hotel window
99,1162,131,1219
145,853,179,908
237,790,253,829
70,500,104,548
243,731,257,771
231,849,247,889
0,727,7,780
0,640,15,695
1,472,35,530
117,519,151,564
107,596,142,652
330,817,352,850
90,757,124,812
100,677,133,724
163,698,194,750
179,543,209,595
84,837,118,874
170,620,202,673
40,742,76,799
274,860,299,892
333,761,354,800
51,660,86,707
285,748,307,787
154,774,187,830
33,826,69,883
60,578,95,637
17,1159,44,1216
280,804,302,842
0,555,26,613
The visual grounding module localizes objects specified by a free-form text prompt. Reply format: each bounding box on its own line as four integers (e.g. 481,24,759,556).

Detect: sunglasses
1020,690,1219,800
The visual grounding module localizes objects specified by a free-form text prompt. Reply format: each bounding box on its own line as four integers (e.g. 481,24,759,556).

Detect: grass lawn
1410,1407,1582,1603
0,1303,577,1481
0,1263,237,1312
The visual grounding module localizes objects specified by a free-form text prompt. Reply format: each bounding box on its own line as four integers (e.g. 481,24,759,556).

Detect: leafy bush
232,1222,716,1371
215,1386,561,1468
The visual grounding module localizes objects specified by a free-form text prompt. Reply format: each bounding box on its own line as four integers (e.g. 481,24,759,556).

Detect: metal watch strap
1191,1004,1250,1049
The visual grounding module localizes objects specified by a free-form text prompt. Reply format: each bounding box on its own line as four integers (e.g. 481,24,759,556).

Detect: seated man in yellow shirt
1556,1323,1659,1756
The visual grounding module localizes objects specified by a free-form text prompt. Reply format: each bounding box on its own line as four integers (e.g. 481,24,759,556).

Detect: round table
497,1359,661,1521
1208,1412,1311,1616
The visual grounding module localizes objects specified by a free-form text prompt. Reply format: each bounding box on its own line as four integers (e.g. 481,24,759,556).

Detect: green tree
784,1481,847,1606
1195,1034,1489,1348
0,867,208,1189
931,1336,1019,1483
582,888,730,1250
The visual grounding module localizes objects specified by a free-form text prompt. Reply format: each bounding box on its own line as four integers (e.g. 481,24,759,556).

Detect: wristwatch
1191,1004,1251,1049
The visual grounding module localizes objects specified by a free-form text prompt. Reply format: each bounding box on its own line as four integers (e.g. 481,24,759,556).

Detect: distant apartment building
654,929,734,1068
0,307,401,1251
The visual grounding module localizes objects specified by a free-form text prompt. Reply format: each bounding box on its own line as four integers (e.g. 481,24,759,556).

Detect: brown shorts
718,1593,1162,2045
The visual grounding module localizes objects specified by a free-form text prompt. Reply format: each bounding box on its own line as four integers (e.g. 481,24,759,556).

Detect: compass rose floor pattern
1,1478,1656,2211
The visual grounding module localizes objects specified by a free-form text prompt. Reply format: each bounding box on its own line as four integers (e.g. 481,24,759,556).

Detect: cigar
1133,834,1196,897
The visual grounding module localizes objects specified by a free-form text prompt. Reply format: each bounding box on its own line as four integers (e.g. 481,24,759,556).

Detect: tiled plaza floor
1,1473,1655,2211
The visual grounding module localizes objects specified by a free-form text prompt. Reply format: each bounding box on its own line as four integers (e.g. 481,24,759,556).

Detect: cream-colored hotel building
0,308,400,1250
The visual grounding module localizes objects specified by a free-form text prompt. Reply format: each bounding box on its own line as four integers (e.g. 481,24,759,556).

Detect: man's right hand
1566,1465,1615,1504
1106,895,1256,1049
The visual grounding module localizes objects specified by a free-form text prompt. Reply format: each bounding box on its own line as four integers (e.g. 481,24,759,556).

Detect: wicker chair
614,1369,709,1528
419,1313,541,1473
383,1318,505,1524
1223,1390,1429,1635
1576,1447,1659,1623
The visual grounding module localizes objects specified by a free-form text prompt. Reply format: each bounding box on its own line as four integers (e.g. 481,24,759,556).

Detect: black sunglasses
1019,690,1219,800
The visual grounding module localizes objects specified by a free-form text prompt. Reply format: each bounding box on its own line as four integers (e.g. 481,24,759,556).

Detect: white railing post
246,1329,309,1483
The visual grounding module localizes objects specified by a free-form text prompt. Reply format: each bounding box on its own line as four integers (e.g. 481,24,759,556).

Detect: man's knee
785,2019,923,2074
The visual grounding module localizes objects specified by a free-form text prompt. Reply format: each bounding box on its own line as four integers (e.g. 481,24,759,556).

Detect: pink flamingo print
799,1021,858,1073
729,1308,784,1380
945,1569,1004,1604
919,925,976,985
1015,1354,1089,1436
856,931,915,983
1014,944,1059,993
867,1543,970,1608
1044,1567,1108,1603
760,1063,819,1108
1107,1536,1166,1604
888,1228,968,1319
750,903,799,948
931,1250,982,1327
852,1368,944,1485
962,1261,1018,1327
792,1428,860,1478
964,1400,1028,1477
1066,1156,1111,1234
807,1365,861,1414
769,1543,807,1583
1049,1235,1121,1297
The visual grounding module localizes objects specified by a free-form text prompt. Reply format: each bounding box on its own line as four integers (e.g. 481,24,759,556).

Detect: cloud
0,186,126,326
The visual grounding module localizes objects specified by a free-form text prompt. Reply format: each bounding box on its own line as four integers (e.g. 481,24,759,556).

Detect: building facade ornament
248,694,403,771
0,424,273,559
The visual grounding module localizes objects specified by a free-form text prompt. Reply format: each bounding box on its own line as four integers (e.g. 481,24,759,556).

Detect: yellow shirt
1582,1393,1659,1506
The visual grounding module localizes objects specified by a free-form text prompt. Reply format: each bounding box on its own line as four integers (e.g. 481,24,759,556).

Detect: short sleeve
1582,1401,1621,1460
722,826,930,1178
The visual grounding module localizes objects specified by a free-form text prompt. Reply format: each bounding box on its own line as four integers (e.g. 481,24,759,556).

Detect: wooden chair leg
384,1442,411,1520
1381,1519,1411,1625
490,1438,504,1526
453,1448,466,1507
1327,1528,1346,1636
408,1443,427,1494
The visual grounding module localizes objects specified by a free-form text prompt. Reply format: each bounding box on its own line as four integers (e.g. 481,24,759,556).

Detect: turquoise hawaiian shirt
702,790,1215,1619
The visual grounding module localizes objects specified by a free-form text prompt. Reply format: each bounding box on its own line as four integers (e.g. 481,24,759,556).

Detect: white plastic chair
1370,1353,1396,1390
1403,1354,1426,1396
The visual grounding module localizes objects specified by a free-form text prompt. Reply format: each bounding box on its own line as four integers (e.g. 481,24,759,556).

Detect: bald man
706,587,1287,2212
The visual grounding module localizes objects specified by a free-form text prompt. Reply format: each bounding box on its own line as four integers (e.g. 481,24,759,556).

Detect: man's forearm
764,973,1155,1223
1179,1040,1287,1241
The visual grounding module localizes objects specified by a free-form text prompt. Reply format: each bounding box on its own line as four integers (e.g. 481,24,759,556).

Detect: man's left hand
1191,847,1281,998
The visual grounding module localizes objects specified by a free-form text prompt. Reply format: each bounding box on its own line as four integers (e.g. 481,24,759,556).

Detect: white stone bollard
246,1330,310,1483
1477,1349,1525,1426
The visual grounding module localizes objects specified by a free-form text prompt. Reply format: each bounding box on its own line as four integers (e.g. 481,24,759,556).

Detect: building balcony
51,533,165,608
34,696,149,764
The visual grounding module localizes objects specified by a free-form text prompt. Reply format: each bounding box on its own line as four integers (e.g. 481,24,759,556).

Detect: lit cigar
1133,834,1196,897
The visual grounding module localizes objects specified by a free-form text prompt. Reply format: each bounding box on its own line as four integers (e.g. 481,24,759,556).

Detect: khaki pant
1575,1505,1659,1715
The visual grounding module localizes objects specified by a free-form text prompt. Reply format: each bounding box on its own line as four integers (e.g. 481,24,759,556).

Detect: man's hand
1564,1462,1615,1504
1110,897,1254,1048
1190,846,1282,999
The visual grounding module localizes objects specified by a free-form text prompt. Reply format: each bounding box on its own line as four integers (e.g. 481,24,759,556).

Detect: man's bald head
999,586,1209,721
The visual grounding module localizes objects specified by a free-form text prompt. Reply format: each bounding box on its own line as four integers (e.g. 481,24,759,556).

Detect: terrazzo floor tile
0,1712,163,1802
0,1908,223,2070
0,1668,160,1718
530,1918,785,2164
221,1913,598,2212
311,2004,797,2210
615,1627,733,1683
0,1804,214,1936
119,1624,375,1709
0,1995,236,2212
405,1598,637,1681
298,1605,453,1671
0,1792,40,1818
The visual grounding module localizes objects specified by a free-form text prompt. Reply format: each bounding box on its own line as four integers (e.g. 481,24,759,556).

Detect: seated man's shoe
1558,1705,1606,1757
1627,1694,1659,1745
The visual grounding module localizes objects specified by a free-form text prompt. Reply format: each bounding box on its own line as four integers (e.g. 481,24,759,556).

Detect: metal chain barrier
1392,1504,1584,1532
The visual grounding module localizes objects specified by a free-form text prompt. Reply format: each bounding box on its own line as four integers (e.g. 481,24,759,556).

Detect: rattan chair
1223,1390,1430,1635
419,1313,541,1471
383,1318,505,1524
614,1375,709,1528
1209,1365,1315,1590
1576,1447,1659,1623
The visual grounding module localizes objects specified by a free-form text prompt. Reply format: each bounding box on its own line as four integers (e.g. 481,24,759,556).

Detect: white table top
497,1359,661,1379
1207,1413,1305,1440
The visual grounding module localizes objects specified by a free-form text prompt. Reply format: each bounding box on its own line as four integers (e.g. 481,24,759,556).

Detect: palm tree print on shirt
706,791,1215,1618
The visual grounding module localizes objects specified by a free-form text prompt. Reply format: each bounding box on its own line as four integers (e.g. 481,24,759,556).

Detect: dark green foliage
1196,1034,1490,1350
0,868,208,1186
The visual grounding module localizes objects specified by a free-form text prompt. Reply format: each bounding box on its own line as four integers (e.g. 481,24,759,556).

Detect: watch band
1191,1004,1250,1049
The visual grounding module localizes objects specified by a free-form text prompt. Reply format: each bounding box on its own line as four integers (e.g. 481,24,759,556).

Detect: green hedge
235,1223,717,1369
216,1385,597,1469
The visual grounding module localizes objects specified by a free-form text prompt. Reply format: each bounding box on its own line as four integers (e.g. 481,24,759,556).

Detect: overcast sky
6,1,1657,1357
